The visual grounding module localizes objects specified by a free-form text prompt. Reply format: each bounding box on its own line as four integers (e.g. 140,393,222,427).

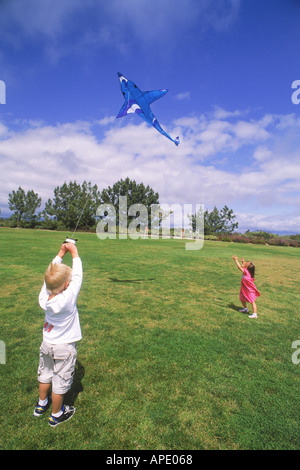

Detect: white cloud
236,210,300,234
1,109,300,233
0,122,9,137
0,0,84,40
0,0,240,61
212,106,242,120
234,120,270,141
175,92,191,101
253,146,272,162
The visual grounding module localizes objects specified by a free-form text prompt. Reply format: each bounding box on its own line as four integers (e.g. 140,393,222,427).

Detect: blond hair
44,262,72,295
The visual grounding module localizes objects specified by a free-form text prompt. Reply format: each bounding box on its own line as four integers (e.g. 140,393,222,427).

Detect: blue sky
1,0,300,233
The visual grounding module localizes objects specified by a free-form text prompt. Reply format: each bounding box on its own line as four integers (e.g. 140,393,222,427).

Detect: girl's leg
239,301,249,312
249,301,257,318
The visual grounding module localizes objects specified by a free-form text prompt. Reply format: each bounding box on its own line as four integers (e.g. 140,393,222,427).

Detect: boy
33,242,83,427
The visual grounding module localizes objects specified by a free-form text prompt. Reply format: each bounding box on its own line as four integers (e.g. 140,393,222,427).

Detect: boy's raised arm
64,243,79,259
57,243,68,260
64,243,82,296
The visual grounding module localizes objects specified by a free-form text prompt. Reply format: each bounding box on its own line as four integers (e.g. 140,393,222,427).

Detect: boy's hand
57,243,68,258
65,243,79,258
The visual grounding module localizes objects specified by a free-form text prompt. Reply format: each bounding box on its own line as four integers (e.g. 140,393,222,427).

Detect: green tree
43,181,101,230
189,205,238,235
100,177,160,229
8,186,41,227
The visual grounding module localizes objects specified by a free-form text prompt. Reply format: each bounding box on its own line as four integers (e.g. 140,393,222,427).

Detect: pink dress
239,268,260,303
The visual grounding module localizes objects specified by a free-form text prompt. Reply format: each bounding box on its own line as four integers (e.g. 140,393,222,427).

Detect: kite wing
143,89,168,105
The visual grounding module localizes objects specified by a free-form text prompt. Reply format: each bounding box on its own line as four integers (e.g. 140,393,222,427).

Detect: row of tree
5,178,238,235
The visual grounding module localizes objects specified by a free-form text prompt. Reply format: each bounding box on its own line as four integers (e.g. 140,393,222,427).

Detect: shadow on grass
227,303,241,312
108,277,155,284
64,361,85,407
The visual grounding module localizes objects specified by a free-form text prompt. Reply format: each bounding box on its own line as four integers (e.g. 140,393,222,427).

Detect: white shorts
37,341,77,395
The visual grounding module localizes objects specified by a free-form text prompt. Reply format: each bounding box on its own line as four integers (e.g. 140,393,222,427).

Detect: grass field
0,227,299,450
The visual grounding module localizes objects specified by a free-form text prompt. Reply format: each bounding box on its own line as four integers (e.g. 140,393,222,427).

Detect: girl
232,255,260,318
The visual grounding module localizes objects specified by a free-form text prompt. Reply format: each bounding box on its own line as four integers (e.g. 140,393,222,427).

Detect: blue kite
117,73,180,146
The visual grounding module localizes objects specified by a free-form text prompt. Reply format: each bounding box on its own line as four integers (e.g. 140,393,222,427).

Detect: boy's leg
39,382,51,400
49,356,76,427
34,342,53,415
50,343,77,417
51,393,64,415
34,382,52,417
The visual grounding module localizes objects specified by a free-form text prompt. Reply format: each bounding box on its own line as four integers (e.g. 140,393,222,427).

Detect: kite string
71,199,89,238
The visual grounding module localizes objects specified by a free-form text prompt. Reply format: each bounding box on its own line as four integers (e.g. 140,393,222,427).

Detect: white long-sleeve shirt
39,255,83,344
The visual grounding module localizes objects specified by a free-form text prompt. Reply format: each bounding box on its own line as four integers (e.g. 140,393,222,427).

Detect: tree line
4,177,238,235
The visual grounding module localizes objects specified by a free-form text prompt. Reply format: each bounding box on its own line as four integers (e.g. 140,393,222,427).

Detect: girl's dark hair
247,262,255,278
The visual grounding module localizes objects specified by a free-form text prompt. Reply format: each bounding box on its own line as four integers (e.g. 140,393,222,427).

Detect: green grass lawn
0,228,299,450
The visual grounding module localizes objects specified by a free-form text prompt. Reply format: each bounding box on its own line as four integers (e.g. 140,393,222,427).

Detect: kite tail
153,118,180,146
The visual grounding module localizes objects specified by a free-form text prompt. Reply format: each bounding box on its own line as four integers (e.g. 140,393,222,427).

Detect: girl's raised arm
232,255,244,272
